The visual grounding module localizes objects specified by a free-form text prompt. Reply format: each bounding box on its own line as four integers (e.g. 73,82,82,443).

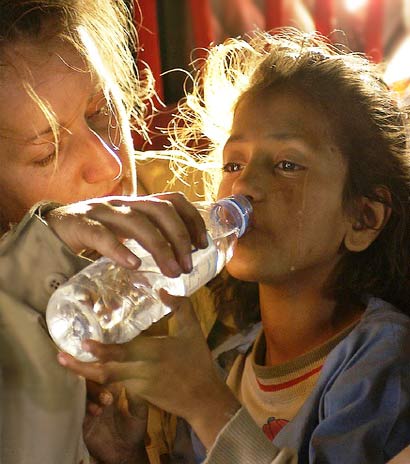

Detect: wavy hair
169,29,410,320
0,0,154,144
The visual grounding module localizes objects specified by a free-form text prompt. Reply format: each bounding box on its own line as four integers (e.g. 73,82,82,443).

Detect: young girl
61,29,410,463
0,1,207,463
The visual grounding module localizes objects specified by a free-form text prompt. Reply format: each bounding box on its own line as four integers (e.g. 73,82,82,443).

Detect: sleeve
306,322,410,463
205,407,298,464
0,203,91,464
0,202,90,312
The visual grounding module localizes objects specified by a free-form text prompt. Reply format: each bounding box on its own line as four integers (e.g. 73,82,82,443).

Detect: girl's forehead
230,88,345,166
233,89,332,138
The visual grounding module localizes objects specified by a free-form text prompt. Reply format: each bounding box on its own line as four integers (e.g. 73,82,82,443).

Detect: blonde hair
170,29,410,313
0,0,155,151
168,29,408,199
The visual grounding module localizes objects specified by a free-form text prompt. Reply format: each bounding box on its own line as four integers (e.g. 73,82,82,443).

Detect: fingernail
82,341,91,352
58,353,67,366
182,255,193,273
167,259,182,276
127,253,140,267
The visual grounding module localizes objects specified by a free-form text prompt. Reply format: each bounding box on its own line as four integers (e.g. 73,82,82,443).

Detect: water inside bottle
47,196,248,361
47,264,173,361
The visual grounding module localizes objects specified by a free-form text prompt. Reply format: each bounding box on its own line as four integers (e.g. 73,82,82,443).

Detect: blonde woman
0,1,207,463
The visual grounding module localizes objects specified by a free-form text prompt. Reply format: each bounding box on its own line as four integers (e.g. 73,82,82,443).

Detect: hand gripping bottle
46,195,252,361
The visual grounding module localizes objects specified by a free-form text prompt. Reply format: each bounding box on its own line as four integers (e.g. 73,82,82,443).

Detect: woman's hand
45,192,208,278
58,291,241,449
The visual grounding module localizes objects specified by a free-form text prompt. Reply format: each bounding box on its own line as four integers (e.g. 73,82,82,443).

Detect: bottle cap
218,195,253,237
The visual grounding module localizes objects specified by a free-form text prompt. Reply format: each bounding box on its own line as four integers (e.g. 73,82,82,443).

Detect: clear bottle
46,195,252,361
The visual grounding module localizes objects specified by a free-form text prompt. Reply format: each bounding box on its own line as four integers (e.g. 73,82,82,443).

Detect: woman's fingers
46,209,141,269
48,192,208,278
107,193,208,274
75,220,141,269
86,200,191,276
147,192,208,249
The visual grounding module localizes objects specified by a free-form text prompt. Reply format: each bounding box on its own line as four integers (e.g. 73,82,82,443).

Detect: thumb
158,289,201,337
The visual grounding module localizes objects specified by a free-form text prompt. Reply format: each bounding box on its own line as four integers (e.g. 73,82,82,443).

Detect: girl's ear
344,187,392,252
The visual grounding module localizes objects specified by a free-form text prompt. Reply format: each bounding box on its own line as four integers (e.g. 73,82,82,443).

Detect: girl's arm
58,292,298,463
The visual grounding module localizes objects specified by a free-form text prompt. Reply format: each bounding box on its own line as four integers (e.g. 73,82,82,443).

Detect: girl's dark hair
171,29,410,322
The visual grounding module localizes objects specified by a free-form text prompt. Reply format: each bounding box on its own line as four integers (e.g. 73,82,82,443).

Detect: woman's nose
81,130,123,184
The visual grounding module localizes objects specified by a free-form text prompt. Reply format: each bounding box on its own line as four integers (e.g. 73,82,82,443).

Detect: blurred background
131,0,410,150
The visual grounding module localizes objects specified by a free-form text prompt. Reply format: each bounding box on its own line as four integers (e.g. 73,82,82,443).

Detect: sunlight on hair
23,81,60,177
166,28,408,203
78,25,130,148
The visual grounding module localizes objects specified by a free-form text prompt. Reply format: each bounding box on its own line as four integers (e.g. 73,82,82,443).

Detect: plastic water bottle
46,195,252,361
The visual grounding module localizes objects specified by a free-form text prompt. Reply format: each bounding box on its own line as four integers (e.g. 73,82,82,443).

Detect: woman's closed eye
34,150,57,167
32,141,60,168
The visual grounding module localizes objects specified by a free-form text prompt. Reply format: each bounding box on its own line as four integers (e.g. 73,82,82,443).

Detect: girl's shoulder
326,297,410,374
357,296,410,337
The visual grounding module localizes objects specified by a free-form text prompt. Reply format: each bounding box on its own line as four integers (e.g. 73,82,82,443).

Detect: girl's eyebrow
226,132,307,144
26,122,74,144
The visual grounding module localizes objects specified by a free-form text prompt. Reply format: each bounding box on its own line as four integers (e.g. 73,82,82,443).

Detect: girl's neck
259,282,363,366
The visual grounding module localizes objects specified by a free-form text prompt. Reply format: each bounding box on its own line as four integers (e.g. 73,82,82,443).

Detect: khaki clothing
0,206,91,464
0,156,295,464
0,156,206,463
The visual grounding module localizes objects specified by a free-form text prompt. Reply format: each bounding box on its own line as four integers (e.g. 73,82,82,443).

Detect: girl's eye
34,150,56,167
222,162,243,173
276,160,305,171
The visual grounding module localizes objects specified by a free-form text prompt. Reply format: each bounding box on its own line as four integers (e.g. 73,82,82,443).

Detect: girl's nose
231,162,267,202
81,130,123,184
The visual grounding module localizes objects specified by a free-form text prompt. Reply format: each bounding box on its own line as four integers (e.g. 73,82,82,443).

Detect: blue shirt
273,297,410,463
